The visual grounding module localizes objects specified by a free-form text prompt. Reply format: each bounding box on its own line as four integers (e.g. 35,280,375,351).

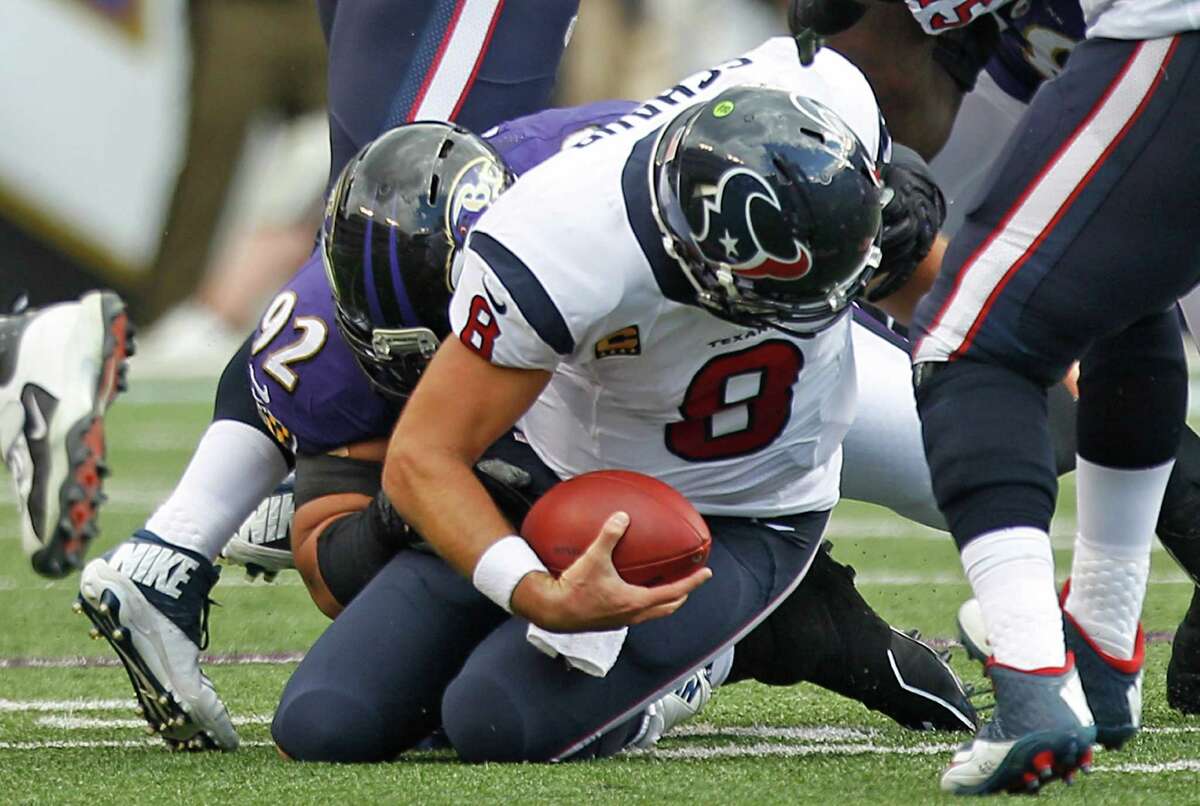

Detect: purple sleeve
484,101,641,175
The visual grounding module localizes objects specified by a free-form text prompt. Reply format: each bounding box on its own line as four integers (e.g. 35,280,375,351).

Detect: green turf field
2,379,1199,804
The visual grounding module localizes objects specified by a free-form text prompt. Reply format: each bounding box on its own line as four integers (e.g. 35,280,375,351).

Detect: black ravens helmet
652,86,885,335
322,122,513,399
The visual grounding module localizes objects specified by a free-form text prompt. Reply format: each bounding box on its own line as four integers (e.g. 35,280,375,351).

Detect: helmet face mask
652,87,884,335
322,122,513,400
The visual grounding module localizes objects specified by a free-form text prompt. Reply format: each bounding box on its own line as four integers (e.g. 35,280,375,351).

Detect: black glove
869,144,946,302
788,0,868,65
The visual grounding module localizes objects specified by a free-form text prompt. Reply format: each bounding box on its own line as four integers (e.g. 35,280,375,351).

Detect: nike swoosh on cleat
22,387,50,441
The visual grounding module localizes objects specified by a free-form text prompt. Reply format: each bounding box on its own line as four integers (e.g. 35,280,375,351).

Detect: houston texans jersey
248,102,638,456
450,39,886,517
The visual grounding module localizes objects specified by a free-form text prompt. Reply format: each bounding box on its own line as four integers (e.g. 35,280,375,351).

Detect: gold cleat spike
71,601,83,614
157,694,169,706
173,716,186,727
111,628,125,641
98,603,109,615
144,725,157,735
88,628,101,640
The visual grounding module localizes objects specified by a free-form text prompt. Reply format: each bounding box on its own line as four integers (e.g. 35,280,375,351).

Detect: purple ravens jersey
247,251,401,456
248,101,638,455
986,0,1085,103
483,100,638,176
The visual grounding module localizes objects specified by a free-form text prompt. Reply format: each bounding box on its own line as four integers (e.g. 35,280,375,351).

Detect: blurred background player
137,0,328,329
0,292,131,577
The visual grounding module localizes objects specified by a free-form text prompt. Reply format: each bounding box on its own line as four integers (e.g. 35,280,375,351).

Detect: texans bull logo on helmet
691,167,813,282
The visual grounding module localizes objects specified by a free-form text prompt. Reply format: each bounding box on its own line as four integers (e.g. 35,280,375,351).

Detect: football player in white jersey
270,40,936,762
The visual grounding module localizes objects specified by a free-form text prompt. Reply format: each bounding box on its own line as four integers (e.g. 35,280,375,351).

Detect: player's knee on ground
272,687,393,763
441,669,640,763
442,670,539,762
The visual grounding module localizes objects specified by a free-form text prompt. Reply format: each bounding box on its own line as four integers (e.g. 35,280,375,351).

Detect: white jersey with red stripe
1082,0,1200,40
448,39,886,517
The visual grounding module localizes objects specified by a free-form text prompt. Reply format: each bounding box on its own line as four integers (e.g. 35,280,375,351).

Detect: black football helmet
652,86,885,335
323,122,513,399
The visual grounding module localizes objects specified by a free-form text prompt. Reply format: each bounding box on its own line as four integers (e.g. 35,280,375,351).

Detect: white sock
1064,456,1172,659
144,420,289,561
961,527,1065,670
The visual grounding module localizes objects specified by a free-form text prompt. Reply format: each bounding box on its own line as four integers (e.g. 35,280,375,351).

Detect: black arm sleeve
316,490,417,607
293,452,382,507
294,452,415,607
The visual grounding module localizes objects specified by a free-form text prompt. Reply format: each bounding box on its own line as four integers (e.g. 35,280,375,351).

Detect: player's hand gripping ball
521,470,711,586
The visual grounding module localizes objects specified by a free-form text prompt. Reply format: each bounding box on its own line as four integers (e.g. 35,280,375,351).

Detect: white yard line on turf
8,710,1200,773
1103,760,1200,773
0,699,133,712
672,724,877,741
0,739,275,750
36,714,273,730
637,741,959,759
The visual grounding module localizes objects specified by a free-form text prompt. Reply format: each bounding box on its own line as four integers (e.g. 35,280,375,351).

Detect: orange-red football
521,470,711,587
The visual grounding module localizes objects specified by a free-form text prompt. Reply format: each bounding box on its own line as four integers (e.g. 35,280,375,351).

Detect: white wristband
472,536,548,613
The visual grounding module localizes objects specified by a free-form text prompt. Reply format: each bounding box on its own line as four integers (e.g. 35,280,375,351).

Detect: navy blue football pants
272,438,827,763
913,34,1200,544
318,0,578,185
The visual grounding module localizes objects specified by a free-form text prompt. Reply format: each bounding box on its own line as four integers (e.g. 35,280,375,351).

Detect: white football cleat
78,532,238,751
940,656,1096,795
631,666,713,749
0,291,131,577
220,476,295,580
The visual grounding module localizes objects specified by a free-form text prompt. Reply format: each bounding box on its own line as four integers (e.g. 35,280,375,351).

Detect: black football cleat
731,542,977,731
1168,587,1200,713
1156,426,1200,713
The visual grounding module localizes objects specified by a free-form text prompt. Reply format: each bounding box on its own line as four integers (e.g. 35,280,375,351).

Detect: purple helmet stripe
361,218,387,324
388,226,422,327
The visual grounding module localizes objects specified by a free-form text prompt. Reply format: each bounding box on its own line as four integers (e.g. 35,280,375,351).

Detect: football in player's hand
521,470,711,587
